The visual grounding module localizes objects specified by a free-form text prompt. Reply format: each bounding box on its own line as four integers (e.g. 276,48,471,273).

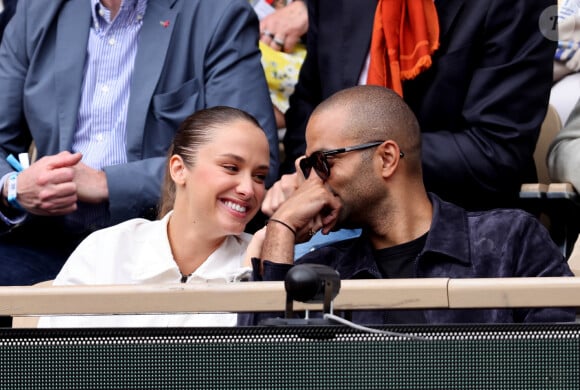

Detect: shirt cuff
0,172,27,227
251,258,293,281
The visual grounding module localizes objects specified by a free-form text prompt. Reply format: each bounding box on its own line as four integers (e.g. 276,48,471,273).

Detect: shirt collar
91,0,147,30
131,211,177,280
135,212,251,283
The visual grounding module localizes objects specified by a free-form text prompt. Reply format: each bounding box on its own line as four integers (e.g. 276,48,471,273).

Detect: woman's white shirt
37,212,252,328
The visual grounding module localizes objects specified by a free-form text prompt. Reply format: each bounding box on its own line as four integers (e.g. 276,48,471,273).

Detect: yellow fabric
259,41,307,113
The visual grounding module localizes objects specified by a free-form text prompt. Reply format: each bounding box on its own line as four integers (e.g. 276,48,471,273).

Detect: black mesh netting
1,323,579,389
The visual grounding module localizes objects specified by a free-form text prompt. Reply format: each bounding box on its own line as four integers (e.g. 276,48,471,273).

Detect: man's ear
169,155,187,185
378,140,403,179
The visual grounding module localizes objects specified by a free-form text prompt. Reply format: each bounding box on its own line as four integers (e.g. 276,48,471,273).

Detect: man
242,86,575,325
0,0,278,285
280,0,556,211
548,96,580,272
548,97,580,192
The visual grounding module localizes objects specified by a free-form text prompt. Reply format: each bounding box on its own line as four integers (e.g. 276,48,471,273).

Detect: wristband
268,218,297,236
7,172,23,210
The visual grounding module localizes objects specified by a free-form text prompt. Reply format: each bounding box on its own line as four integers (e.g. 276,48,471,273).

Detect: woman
38,106,270,327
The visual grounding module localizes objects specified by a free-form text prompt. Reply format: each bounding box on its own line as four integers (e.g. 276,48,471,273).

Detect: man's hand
260,0,308,53
15,151,82,216
73,161,109,204
260,173,342,265
273,173,341,242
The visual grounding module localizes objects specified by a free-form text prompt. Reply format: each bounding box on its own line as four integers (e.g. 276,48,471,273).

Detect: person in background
0,0,16,329
38,106,270,328
262,0,557,256
547,96,580,273
255,0,307,53
548,97,580,193
252,0,308,129
240,86,576,326
0,0,278,286
280,0,556,212
550,0,580,125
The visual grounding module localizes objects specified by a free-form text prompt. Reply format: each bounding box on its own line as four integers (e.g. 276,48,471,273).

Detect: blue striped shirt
66,0,147,231
73,0,147,170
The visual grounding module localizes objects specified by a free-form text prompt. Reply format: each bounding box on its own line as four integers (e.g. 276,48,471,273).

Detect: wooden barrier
1,277,580,317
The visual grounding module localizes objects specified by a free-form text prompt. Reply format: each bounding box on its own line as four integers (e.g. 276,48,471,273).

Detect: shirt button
137,14,143,21
101,85,109,93
108,38,116,46
96,134,104,142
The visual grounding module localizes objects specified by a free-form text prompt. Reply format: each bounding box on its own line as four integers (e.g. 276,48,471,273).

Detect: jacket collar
124,0,178,160
421,192,471,265
333,192,472,278
56,0,92,150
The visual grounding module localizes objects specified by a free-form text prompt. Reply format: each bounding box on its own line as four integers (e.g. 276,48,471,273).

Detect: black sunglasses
299,140,404,180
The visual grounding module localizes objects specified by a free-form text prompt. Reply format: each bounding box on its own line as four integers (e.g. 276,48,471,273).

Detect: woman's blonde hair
157,106,261,218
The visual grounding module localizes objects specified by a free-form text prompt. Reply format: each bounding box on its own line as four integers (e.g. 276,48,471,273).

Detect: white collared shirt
38,212,252,328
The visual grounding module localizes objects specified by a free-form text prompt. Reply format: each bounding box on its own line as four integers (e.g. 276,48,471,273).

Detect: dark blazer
284,0,557,210
0,0,278,230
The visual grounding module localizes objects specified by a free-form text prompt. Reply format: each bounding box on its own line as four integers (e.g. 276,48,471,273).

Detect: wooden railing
1,277,580,317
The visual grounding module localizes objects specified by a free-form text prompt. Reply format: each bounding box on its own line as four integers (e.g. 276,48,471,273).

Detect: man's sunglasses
299,140,404,180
